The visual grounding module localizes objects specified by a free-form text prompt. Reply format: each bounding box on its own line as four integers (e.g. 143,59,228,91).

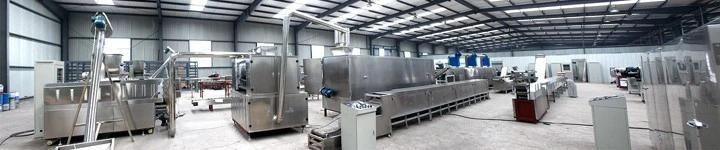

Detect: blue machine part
448,52,462,67
466,53,478,67
320,87,336,98
480,54,491,67
92,15,107,30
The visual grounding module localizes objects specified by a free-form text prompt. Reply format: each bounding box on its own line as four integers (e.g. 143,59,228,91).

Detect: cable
447,113,684,135
0,130,34,146
447,113,516,122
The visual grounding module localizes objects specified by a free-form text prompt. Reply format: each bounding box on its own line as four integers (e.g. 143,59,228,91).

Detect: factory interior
1,0,720,149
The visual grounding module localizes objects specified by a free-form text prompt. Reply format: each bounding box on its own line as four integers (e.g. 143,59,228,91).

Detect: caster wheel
146,128,154,134
46,140,56,146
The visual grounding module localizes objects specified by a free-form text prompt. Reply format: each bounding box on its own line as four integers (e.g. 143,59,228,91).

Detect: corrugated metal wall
68,13,159,61
8,0,61,96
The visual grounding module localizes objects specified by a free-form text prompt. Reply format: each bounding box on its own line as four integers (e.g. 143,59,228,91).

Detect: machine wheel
146,128,154,134
46,140,57,146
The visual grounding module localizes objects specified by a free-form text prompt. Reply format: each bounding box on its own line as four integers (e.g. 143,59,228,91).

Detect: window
378,47,385,56
352,48,361,55
422,52,429,56
403,51,412,58
311,45,324,58
331,49,346,56
256,43,275,55
189,40,212,67
103,38,131,61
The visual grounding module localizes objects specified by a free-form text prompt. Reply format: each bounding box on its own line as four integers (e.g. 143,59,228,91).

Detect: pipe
166,57,176,137
290,11,349,33
276,15,290,122
150,47,251,78
273,11,350,122
83,14,109,142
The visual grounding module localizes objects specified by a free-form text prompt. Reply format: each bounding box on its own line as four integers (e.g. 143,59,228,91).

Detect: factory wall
66,13,435,78
8,0,62,96
422,46,655,83
68,13,159,61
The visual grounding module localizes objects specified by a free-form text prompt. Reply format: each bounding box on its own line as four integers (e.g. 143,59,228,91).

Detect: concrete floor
0,83,652,150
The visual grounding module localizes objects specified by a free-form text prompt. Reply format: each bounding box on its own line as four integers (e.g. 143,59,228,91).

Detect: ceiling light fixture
331,0,391,23
517,14,629,22
189,0,208,11
394,16,470,35
417,24,486,39
609,0,620,13
505,0,664,13
273,0,311,18
95,0,114,5
370,7,447,31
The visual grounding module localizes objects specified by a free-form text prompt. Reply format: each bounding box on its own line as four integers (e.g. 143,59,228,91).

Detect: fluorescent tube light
190,0,208,11
394,16,470,35
95,0,114,5
370,7,447,31
505,0,665,13
273,0,310,18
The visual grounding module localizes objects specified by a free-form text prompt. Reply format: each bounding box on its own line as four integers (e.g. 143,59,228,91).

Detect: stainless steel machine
231,55,308,133
512,55,568,123
303,58,323,96
571,59,587,82
40,80,160,142
308,79,490,149
34,60,65,138
320,55,435,113
34,13,161,146
641,19,720,150
228,10,351,134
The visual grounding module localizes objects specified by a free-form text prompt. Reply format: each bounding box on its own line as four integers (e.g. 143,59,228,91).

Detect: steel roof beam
351,0,450,31
403,6,692,41
237,0,262,24
295,0,360,31
420,20,667,43
373,0,627,38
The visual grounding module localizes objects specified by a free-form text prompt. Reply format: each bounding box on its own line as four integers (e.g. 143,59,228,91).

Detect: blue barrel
1,93,8,111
